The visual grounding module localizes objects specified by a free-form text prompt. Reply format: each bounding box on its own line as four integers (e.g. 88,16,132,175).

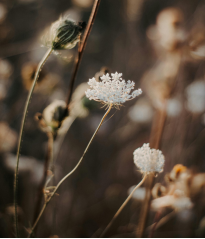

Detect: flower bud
43,16,86,50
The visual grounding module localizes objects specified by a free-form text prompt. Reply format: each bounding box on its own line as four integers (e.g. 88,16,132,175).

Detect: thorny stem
32,132,54,226
28,103,112,237
14,48,52,237
66,0,101,108
100,173,147,238
136,103,167,238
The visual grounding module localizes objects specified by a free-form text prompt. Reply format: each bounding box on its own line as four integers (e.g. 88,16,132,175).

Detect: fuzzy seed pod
152,183,167,198
35,100,68,135
43,16,86,50
43,100,68,132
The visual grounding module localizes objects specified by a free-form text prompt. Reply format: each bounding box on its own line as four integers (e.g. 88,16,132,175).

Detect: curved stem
14,48,53,237
28,103,112,237
100,173,147,238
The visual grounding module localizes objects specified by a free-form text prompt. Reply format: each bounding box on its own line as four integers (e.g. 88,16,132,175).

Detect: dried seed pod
35,100,68,135
152,183,167,198
21,62,47,90
42,100,68,133
43,16,86,50
169,164,188,182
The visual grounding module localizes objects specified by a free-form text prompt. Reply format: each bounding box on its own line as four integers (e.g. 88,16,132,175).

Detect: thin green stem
14,48,53,237
28,103,112,237
100,173,147,238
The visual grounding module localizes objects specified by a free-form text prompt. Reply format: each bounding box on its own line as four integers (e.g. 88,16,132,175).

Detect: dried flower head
35,100,68,134
152,183,167,198
21,62,47,90
151,164,196,212
43,100,67,131
133,143,165,174
21,62,60,93
85,72,142,106
43,16,86,50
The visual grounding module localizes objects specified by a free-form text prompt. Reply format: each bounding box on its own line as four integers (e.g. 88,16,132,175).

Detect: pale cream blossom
85,72,142,106
133,143,165,174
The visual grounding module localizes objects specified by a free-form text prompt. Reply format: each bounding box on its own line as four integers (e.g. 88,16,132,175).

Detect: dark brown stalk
136,102,167,238
66,0,101,108
148,209,162,238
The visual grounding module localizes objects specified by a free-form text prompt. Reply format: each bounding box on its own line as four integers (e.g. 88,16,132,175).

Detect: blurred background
0,0,205,237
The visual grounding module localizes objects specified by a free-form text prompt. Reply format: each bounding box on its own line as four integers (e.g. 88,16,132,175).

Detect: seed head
133,143,165,174
43,16,86,50
42,100,68,132
85,72,142,106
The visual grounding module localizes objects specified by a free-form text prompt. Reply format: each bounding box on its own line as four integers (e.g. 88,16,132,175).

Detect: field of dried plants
0,0,205,237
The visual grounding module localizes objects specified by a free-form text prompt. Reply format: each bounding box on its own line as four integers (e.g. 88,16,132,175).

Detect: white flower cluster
85,72,142,105
133,143,165,174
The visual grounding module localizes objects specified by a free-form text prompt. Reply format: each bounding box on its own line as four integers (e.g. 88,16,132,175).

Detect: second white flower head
85,72,142,105
133,143,165,174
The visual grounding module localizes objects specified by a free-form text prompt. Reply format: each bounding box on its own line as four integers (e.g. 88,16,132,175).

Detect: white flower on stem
85,72,142,106
133,143,165,174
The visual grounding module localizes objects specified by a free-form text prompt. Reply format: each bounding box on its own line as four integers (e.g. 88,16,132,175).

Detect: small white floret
133,143,165,174
85,72,142,105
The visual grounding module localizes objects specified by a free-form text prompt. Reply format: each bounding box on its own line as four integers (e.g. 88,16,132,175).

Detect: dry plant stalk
101,141,165,237
28,103,112,237
29,67,142,236
136,103,167,237
14,48,52,237
100,174,147,238
32,132,54,225
66,0,102,108
15,1,100,236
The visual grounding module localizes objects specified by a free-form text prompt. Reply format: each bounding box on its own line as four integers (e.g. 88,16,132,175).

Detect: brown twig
148,209,162,238
147,210,176,233
66,0,101,109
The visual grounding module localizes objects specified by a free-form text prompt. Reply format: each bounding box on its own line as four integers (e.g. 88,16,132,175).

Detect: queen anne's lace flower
133,143,165,174
85,72,142,105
